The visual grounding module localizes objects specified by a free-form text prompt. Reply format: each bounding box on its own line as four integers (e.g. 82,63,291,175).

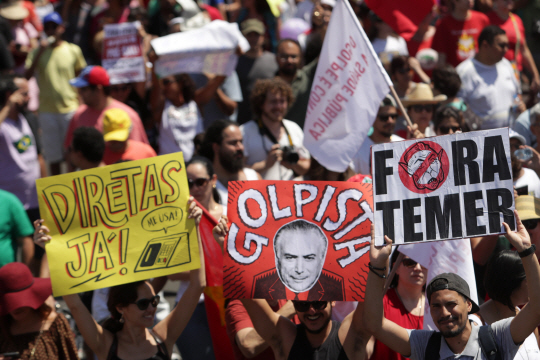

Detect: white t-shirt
241,119,310,180
158,100,203,162
457,58,520,130
216,168,259,214
350,134,404,175
514,168,540,198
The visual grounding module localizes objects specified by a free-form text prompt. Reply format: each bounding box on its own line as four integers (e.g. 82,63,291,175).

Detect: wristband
518,244,536,258
368,262,386,271
368,263,387,279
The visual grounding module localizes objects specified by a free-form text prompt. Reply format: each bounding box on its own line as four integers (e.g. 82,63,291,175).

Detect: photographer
241,78,310,180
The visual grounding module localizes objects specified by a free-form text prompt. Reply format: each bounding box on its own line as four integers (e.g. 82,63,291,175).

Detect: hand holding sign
503,210,532,252
368,224,392,270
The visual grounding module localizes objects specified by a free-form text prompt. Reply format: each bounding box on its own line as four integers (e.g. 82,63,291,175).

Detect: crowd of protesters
2,0,540,358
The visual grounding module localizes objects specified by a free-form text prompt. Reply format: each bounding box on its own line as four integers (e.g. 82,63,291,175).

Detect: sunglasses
188,178,209,189
523,219,540,230
292,301,328,312
132,295,160,311
411,104,434,113
438,125,460,134
402,258,418,268
378,114,398,121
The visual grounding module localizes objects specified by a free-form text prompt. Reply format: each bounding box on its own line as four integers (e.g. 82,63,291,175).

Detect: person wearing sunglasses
432,106,464,136
351,95,404,175
401,83,447,139
515,195,540,260
368,249,427,360
33,198,206,360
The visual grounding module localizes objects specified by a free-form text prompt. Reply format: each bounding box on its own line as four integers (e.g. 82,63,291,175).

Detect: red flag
197,201,223,287
365,0,435,41
204,287,235,360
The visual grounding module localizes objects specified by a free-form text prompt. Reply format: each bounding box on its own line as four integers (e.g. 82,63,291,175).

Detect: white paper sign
372,128,515,245
102,22,146,84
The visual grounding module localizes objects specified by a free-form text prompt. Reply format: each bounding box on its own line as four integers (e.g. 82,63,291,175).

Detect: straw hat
516,195,540,221
401,83,447,107
0,1,29,20
0,262,52,316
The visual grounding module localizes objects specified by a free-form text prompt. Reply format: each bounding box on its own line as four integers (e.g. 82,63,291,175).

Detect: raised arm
505,211,540,344
363,225,412,357
153,198,206,351
33,219,112,359
212,215,228,250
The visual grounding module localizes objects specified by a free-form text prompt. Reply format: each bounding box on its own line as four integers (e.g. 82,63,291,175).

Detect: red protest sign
223,181,373,301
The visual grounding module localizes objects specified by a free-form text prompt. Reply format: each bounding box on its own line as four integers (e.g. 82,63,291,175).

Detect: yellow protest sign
36,152,200,296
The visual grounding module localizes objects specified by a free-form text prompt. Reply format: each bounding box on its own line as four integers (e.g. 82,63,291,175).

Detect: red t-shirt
432,11,490,67
371,288,423,360
488,12,526,71
64,99,149,150
102,140,156,165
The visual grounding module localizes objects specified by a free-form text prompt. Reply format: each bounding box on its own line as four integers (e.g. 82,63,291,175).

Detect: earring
119,313,124,323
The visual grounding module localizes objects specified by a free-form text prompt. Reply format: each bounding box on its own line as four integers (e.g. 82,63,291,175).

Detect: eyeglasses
132,295,160,311
292,301,328,312
523,219,540,230
402,258,418,268
378,113,398,121
411,104,434,113
438,125,460,134
188,177,210,189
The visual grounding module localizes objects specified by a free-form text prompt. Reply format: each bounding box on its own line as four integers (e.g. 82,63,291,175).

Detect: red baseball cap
70,66,110,87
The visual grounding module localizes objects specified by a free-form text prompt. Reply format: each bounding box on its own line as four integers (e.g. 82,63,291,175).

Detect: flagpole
389,85,414,129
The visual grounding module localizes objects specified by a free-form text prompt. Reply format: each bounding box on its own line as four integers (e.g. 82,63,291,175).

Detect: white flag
303,0,392,173
398,239,477,330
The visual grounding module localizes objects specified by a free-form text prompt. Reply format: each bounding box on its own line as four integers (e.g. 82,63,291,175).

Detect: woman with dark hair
368,249,427,360
470,250,540,358
151,71,203,161
433,106,464,136
187,156,222,219
33,198,205,360
0,262,78,359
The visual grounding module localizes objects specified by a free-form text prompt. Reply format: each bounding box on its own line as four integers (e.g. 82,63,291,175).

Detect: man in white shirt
510,130,540,197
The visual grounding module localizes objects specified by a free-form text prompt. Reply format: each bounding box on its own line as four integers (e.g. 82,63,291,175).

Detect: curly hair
250,78,294,119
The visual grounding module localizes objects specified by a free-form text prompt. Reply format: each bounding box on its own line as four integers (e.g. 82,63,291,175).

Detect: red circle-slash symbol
398,141,449,194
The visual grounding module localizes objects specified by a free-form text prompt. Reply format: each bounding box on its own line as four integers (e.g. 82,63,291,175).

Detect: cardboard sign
36,153,200,296
372,128,515,245
223,181,373,301
102,22,146,84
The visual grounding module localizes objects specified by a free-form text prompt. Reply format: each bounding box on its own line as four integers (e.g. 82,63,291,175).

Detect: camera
281,146,299,164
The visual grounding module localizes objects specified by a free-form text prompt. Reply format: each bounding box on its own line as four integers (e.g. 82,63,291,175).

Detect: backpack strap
478,325,501,360
424,331,442,360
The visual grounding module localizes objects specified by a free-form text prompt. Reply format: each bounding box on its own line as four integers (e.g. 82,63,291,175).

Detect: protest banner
399,239,477,330
303,0,392,173
365,0,435,42
223,181,373,301
372,128,515,246
36,153,200,296
151,20,249,78
102,22,146,84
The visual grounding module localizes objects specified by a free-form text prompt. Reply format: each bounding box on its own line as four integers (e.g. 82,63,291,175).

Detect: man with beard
275,39,318,128
241,78,310,180
510,130,540,197
365,216,540,360
241,298,369,359
200,119,261,213
350,95,404,175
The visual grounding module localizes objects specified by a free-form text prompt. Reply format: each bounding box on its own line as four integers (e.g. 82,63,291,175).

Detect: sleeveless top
287,320,349,360
106,330,170,360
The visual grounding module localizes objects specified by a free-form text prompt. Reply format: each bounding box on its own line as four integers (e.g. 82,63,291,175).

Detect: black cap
426,273,480,314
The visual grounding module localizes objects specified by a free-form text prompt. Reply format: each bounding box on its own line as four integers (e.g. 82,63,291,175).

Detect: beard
219,149,244,173
302,306,332,334
439,316,467,338
279,64,298,77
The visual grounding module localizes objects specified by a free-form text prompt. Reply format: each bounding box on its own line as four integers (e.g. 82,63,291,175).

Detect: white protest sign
151,20,249,78
102,22,146,84
372,128,515,245
303,0,392,173
399,239,477,330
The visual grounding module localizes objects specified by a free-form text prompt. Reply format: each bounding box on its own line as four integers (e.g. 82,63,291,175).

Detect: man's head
70,127,105,169
509,129,526,177
431,65,462,98
402,83,447,130
0,74,28,112
372,95,398,140
274,220,328,293
103,108,132,153
276,39,302,77
529,103,540,139
292,300,335,334
241,19,265,52
43,11,65,40
201,119,244,174
70,66,111,108
251,78,294,123
426,273,479,337
477,25,508,65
